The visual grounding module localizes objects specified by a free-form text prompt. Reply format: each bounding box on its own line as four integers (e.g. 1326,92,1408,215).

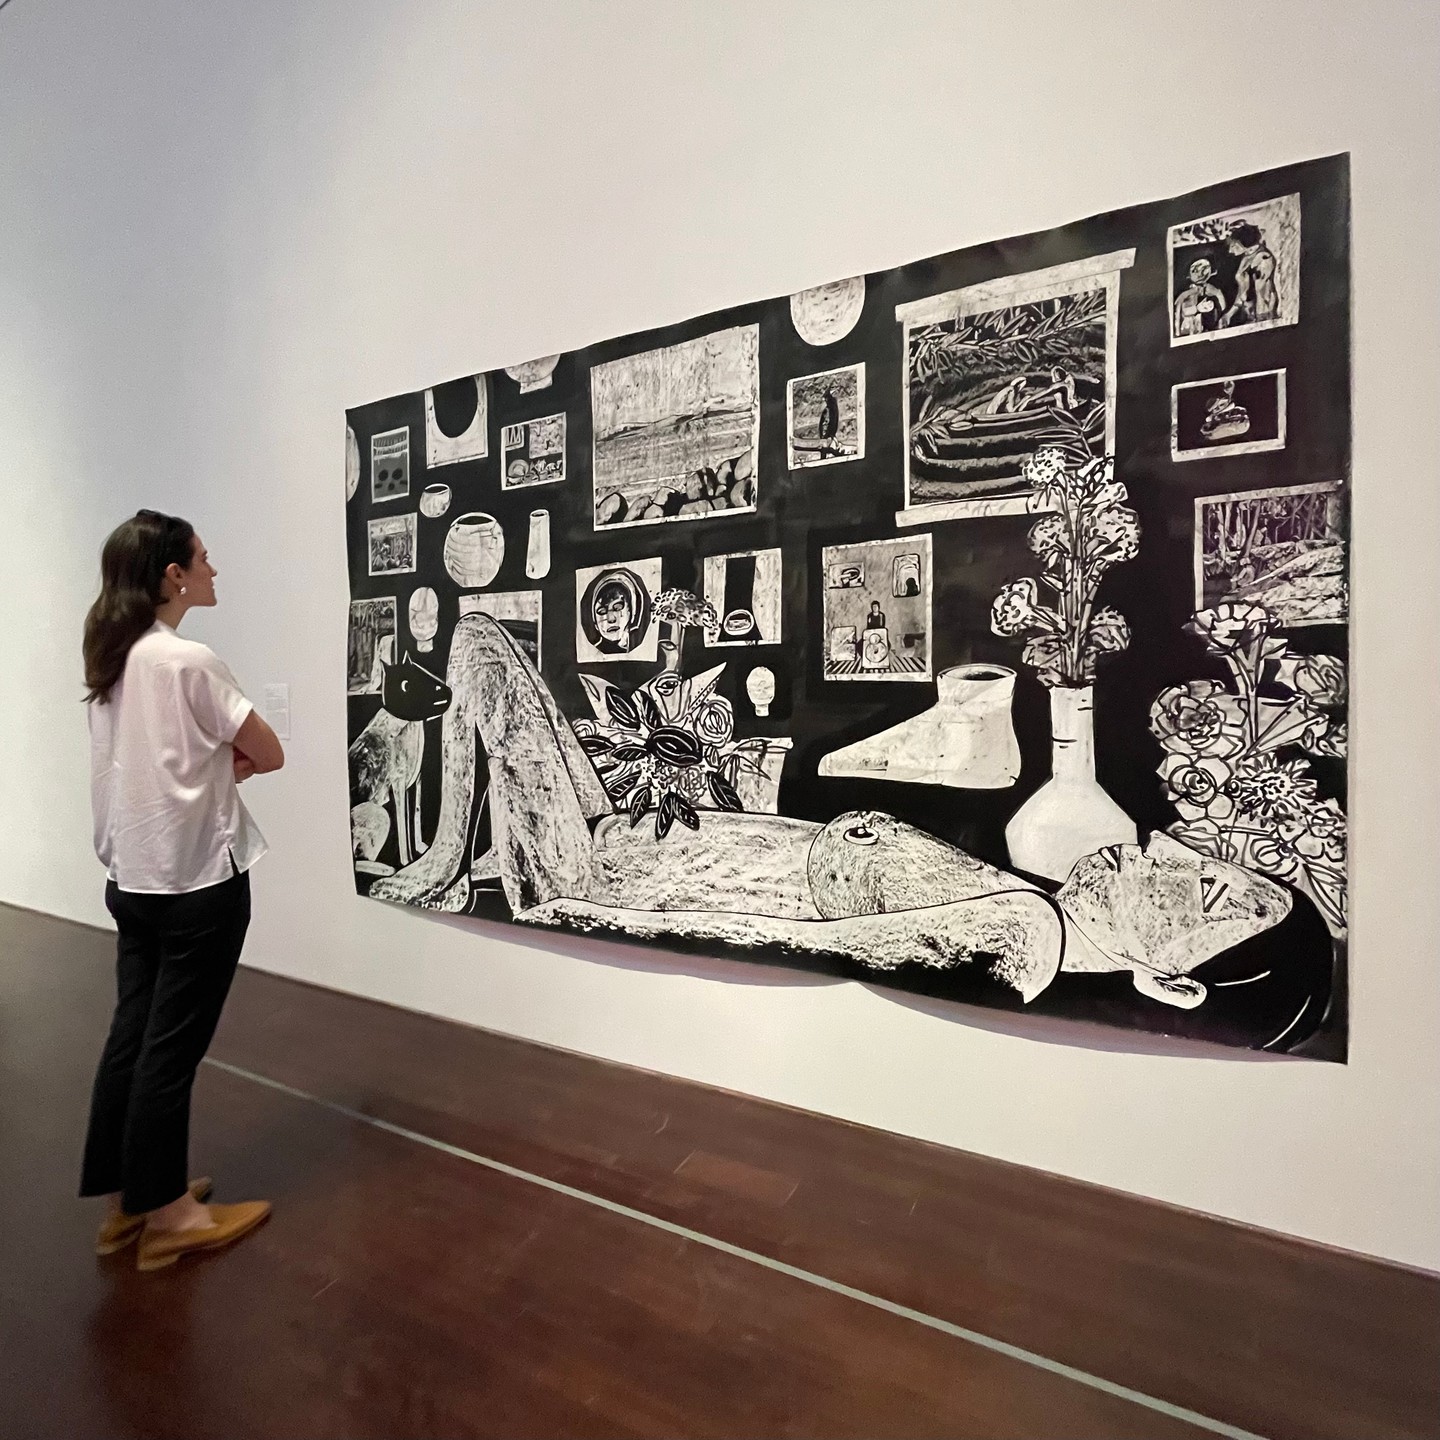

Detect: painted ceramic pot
420,483,451,519
818,662,1020,789
443,512,504,588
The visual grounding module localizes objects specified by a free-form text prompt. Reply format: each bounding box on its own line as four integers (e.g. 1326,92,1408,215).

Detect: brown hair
83,510,195,703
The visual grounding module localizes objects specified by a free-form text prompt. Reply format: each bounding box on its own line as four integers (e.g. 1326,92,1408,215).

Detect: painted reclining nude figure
369,615,1332,1052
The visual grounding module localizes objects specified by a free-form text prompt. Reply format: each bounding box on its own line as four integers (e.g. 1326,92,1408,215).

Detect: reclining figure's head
1057,832,1292,977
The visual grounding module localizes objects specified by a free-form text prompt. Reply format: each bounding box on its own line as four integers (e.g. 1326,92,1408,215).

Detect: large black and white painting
1168,194,1301,345
345,155,1352,1060
590,326,760,528
894,251,1134,523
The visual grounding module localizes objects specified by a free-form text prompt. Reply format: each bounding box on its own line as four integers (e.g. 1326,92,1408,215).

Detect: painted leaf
674,796,700,831
1302,861,1348,932
577,734,614,757
635,690,664,730
612,744,647,763
646,726,703,767
707,771,744,812
654,790,679,841
628,785,653,828
606,689,641,730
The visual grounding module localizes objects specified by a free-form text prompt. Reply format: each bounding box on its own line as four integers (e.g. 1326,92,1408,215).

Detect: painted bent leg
370,616,608,913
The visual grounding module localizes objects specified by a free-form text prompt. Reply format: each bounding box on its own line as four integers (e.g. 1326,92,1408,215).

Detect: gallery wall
1,0,1436,1268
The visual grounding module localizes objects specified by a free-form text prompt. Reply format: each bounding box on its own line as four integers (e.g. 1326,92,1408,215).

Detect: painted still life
345,155,1351,1060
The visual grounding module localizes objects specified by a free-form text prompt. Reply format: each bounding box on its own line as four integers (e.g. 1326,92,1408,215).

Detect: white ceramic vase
1004,684,1136,882
525,509,551,579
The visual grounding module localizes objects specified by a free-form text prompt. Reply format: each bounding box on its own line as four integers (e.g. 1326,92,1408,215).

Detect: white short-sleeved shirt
89,620,269,893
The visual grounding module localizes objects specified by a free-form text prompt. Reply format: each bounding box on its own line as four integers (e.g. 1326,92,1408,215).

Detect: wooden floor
1,905,1436,1440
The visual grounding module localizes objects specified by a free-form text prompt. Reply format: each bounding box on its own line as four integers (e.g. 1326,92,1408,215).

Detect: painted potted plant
1150,601,1347,934
990,447,1141,880
576,588,789,834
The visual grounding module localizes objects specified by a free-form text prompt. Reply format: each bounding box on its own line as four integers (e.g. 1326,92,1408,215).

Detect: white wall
2,0,1437,1271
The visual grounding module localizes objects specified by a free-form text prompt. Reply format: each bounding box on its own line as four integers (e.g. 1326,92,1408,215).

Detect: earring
179,586,187,595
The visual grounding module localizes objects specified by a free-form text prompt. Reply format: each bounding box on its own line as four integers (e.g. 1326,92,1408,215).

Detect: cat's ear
402,651,413,666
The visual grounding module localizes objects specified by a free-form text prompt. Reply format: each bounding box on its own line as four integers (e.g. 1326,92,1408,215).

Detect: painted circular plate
789,277,865,346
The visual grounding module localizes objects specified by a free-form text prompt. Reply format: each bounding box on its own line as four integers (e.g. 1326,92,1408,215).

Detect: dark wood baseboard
4,901,1436,1440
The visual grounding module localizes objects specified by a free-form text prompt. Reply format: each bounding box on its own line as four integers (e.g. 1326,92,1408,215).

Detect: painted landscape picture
907,289,1105,506
590,326,760,528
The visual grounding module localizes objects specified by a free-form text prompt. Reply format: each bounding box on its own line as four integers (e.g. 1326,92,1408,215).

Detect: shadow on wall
415,899,1294,1063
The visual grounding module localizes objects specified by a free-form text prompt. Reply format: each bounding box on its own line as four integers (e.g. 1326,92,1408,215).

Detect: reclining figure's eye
843,824,878,847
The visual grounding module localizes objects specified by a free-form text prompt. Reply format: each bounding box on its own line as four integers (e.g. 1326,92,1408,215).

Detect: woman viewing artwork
78,510,284,1271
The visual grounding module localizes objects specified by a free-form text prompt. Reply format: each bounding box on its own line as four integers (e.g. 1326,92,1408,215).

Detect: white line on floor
203,1055,1266,1440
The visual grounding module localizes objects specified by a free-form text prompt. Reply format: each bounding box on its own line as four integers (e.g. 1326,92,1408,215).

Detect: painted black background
346,154,1350,1059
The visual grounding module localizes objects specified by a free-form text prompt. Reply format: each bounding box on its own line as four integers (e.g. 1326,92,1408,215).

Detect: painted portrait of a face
582,568,650,655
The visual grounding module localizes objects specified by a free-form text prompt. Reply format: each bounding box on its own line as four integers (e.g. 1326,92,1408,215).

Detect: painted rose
1276,797,1347,864
1149,680,1248,758
1158,753,1236,821
1248,831,1301,880
1185,602,1276,655
1292,653,1347,706
691,693,735,746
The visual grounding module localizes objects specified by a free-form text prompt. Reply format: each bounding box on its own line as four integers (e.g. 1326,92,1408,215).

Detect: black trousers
79,868,250,1214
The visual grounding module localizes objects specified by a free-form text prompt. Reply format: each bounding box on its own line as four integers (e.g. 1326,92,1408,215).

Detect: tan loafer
95,1177,215,1255
136,1200,271,1272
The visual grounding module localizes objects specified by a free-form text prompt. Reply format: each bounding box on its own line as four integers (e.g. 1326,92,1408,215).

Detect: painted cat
349,651,452,868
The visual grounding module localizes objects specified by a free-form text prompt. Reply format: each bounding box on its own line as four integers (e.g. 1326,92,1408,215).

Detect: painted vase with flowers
990,447,1141,880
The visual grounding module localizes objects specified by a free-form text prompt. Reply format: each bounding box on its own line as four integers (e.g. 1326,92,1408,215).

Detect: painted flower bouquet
990,448,1140,686
575,590,777,839
1151,601,1347,934
988,448,1143,880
